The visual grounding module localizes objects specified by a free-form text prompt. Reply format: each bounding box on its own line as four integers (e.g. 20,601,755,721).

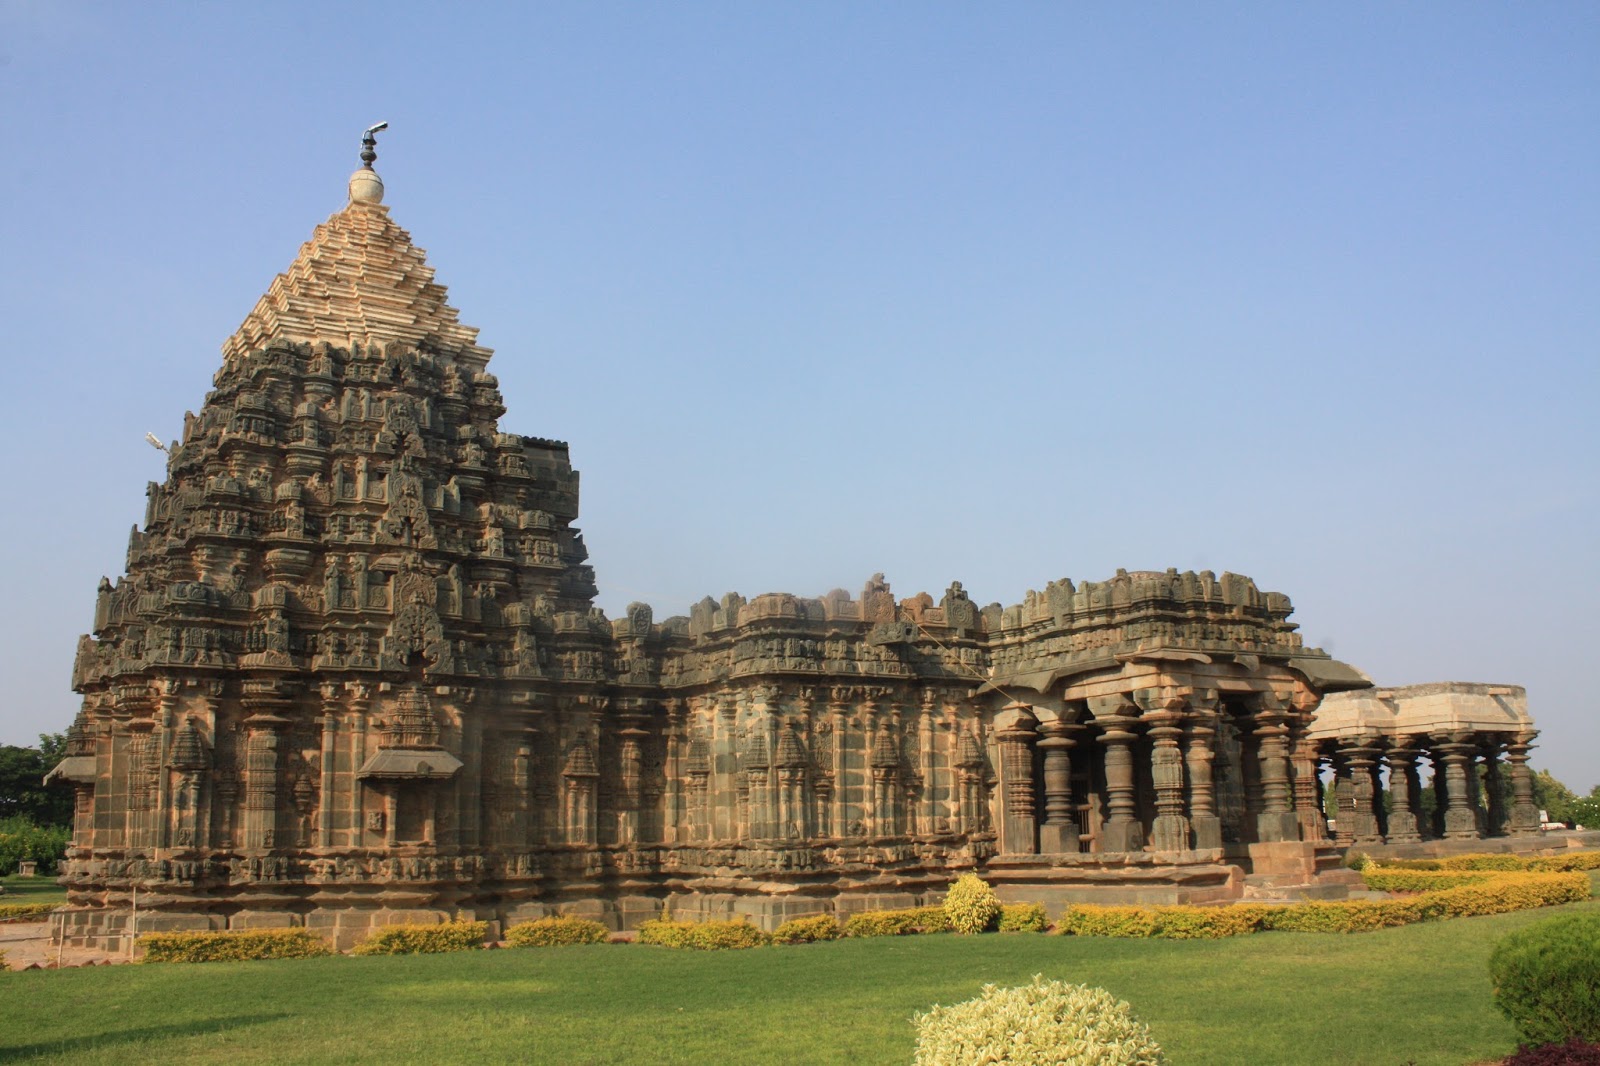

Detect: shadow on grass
0,1011,289,1061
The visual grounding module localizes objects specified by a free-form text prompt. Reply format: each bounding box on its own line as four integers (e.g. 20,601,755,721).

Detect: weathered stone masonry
48,153,1543,947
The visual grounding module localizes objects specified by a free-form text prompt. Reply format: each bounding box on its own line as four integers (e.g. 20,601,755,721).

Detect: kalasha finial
360,121,388,168
349,121,389,205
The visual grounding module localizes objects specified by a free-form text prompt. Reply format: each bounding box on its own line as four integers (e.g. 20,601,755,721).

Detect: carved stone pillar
1342,736,1385,845
1383,738,1423,843
1436,734,1481,839
1184,695,1222,849
714,691,738,841
775,722,809,840
562,735,599,846
1505,730,1540,834
348,683,371,846
685,702,711,842
1330,751,1355,847
242,713,286,851
617,724,647,845
995,708,1038,855
869,720,900,839
662,700,685,844
317,682,342,848
1036,718,1080,854
1135,691,1189,852
953,728,986,836
1481,739,1506,837
127,719,156,852
827,689,849,838
1090,696,1142,853
916,691,937,836
1290,729,1327,844
154,679,180,850
508,725,534,846
1254,706,1299,842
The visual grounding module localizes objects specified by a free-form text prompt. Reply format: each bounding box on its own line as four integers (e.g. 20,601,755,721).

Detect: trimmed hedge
771,914,842,944
1379,851,1600,874
637,918,770,950
842,907,949,938
1057,871,1589,938
351,920,487,956
1530,852,1600,874
1360,868,1496,893
1059,904,1276,939
140,928,333,963
0,901,60,922
1489,912,1600,1047
504,917,609,947
998,902,1048,933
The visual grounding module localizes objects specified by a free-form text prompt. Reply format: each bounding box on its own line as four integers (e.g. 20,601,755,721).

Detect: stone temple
48,139,1545,948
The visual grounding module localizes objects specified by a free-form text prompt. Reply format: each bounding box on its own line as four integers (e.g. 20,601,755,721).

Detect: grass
1,875,69,906
3,897,1597,1065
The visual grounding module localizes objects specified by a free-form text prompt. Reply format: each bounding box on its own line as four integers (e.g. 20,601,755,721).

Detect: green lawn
5,898,1597,1065
1,875,69,905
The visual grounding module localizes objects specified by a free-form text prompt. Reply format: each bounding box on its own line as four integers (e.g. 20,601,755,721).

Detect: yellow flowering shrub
351,920,487,956
140,928,332,963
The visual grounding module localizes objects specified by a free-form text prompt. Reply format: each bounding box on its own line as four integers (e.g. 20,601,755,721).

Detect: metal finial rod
361,121,389,169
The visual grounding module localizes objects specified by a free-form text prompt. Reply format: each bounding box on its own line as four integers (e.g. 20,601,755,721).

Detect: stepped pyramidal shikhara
50,133,1546,948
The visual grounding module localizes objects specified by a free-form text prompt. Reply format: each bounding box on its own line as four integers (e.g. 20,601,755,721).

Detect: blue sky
1,3,1596,790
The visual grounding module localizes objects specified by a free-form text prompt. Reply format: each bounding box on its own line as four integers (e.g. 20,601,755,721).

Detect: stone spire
222,125,493,370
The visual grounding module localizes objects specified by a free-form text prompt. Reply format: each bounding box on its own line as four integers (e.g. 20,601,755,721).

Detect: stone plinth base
1347,829,1600,865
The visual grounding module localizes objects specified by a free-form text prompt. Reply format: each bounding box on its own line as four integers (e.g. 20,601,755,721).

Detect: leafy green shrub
0,820,70,876
140,928,332,963
504,917,609,947
771,914,841,944
351,920,487,956
637,917,769,950
0,901,60,922
1489,912,1600,1047
998,902,1047,933
913,975,1165,1065
911,904,952,931
942,874,1001,935
1344,851,1372,871
0,948,8,970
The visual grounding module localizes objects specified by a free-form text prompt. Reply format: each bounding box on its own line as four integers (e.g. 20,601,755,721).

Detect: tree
0,734,73,828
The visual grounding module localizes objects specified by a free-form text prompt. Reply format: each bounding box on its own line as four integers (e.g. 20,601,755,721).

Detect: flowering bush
913,975,1165,1065
140,928,333,963
504,917,609,947
637,918,769,949
351,920,487,956
771,914,841,944
998,903,1047,933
